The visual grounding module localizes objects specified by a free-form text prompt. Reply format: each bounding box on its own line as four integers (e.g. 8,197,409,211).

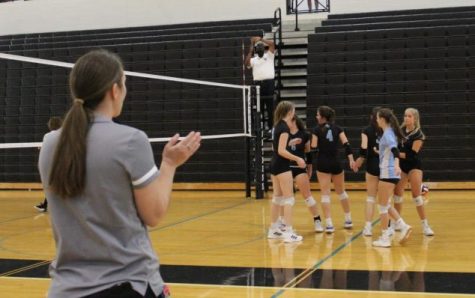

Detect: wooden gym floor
0,189,474,297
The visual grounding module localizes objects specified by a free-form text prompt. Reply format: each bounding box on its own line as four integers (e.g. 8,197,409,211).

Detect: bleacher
0,19,274,182
306,6,475,181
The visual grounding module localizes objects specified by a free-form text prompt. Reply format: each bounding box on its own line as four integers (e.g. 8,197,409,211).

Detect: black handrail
294,0,305,31
273,7,283,102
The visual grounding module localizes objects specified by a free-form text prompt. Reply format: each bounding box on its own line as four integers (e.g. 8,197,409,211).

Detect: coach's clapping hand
162,131,201,168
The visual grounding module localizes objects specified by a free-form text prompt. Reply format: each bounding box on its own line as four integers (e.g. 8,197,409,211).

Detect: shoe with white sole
267,227,284,239
372,235,391,248
399,224,413,244
363,225,372,237
423,224,434,236
283,230,303,243
314,220,324,233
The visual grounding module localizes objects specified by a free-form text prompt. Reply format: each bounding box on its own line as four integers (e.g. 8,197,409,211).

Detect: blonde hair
273,101,295,127
402,108,425,140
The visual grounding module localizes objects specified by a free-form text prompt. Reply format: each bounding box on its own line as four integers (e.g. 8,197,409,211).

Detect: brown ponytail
48,49,123,198
377,108,404,142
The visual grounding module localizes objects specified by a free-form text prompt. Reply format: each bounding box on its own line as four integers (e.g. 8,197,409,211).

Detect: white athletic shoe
325,225,335,234
314,220,324,233
372,235,391,248
283,230,303,243
423,224,435,236
387,226,395,237
363,225,372,237
344,220,353,229
399,224,413,244
394,220,403,232
267,227,284,239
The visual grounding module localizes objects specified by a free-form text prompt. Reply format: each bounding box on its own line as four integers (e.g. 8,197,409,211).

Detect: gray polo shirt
38,114,163,297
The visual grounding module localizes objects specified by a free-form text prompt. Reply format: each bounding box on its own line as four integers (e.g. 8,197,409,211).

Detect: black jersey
400,128,425,168
288,129,310,167
313,123,343,158
270,120,291,175
362,125,380,161
362,125,381,176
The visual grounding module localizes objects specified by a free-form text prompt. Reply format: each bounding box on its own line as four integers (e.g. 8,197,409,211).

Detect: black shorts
400,160,422,174
366,158,380,177
270,158,291,176
380,178,400,185
316,157,343,175
291,167,307,178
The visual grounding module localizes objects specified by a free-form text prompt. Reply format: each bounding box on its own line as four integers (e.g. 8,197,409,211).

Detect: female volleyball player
393,108,434,236
267,101,305,243
354,107,381,236
38,49,200,297
354,107,409,238
310,106,355,234
372,108,412,248
287,115,323,232
34,116,62,212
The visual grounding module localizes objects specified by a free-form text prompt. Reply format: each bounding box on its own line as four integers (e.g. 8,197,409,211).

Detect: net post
244,87,252,198
254,85,265,199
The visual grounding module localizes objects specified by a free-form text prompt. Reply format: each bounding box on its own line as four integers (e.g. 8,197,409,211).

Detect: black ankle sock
314,216,321,222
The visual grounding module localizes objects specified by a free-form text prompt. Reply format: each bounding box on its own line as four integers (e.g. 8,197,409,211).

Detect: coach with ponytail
39,49,201,297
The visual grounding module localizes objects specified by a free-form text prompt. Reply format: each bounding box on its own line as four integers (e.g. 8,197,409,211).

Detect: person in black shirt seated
311,106,355,234
267,101,305,243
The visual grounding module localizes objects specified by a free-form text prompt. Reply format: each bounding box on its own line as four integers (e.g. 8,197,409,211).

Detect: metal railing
273,7,283,103
287,0,330,31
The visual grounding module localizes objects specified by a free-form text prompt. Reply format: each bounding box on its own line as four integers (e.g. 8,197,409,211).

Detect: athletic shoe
399,224,413,244
394,220,403,232
343,220,353,229
363,225,372,237
314,219,324,233
423,224,434,236
267,227,284,239
283,230,303,243
386,226,395,237
34,200,48,212
325,225,335,234
372,235,391,248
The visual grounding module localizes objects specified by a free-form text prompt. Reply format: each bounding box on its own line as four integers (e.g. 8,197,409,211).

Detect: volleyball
421,184,429,196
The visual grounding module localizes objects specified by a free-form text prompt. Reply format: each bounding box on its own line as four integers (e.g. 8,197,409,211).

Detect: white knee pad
321,195,331,204
272,196,283,205
393,195,403,204
281,197,295,206
413,196,424,207
378,204,389,214
339,191,349,201
366,196,375,203
305,196,316,207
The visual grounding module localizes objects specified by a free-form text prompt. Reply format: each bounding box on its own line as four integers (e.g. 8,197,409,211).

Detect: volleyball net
0,52,266,198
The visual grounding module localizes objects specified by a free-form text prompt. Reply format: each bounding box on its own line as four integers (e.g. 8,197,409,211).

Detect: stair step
282,58,307,66
291,99,307,108
280,68,307,77
281,30,313,38
282,38,308,45
280,48,308,56
281,89,306,98
282,78,307,87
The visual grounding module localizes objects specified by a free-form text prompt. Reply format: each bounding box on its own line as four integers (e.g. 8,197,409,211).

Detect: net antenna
0,52,265,198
